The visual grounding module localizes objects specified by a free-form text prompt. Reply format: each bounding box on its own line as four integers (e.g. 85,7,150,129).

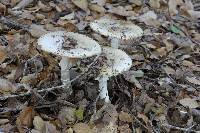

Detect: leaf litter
0,0,200,132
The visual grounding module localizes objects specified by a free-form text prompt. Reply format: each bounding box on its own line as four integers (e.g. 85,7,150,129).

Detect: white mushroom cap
99,47,132,77
90,18,143,40
38,31,101,58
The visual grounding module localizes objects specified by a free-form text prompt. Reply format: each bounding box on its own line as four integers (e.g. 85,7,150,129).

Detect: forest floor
0,0,200,132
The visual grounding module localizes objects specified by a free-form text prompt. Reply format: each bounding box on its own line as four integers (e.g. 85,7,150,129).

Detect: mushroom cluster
37,18,141,102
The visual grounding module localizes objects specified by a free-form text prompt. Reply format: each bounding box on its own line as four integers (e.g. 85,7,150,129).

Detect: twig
0,85,64,100
162,123,197,132
132,114,154,133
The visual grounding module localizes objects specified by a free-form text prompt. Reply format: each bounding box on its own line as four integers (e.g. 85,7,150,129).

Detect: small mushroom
96,47,132,102
90,18,143,48
38,31,101,94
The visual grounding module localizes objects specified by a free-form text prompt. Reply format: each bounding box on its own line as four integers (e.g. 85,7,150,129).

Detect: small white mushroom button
38,31,101,95
90,18,143,49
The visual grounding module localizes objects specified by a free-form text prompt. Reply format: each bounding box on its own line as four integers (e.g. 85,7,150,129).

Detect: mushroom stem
97,76,110,103
110,37,120,49
59,57,72,94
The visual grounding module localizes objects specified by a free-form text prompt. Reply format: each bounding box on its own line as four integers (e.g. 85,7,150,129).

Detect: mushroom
96,47,132,102
38,31,101,94
90,18,143,49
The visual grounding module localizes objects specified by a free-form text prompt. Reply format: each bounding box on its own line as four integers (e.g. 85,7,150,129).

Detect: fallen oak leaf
168,0,183,16
45,121,59,133
73,123,94,133
179,98,199,109
12,0,34,10
71,0,88,12
33,116,45,132
0,78,17,95
149,0,160,9
187,10,200,20
0,3,6,14
16,106,35,133
137,11,160,27
119,111,133,123
0,46,7,64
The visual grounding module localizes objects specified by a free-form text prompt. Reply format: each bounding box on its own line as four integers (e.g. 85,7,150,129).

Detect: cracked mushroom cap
90,18,143,40
99,47,132,77
38,31,101,58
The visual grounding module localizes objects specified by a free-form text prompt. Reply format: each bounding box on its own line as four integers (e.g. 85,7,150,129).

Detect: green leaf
170,25,181,34
75,107,84,121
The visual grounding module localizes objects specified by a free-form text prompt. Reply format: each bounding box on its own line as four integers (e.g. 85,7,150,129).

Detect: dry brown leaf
90,0,106,6
163,40,174,52
96,122,117,133
0,119,9,125
179,98,199,108
108,6,136,17
0,123,14,133
146,43,156,49
29,24,48,38
182,60,194,67
45,122,59,133
66,127,73,133
20,74,37,85
0,78,17,95
163,66,175,75
129,0,143,6
138,11,160,27
63,22,78,32
0,3,6,14
71,0,88,11
149,0,160,9
168,0,183,16
73,123,94,133
156,47,167,57
187,10,200,20
60,12,75,20
89,4,105,13
16,106,35,133
12,0,33,10
118,124,132,133
30,129,41,133
186,76,200,85
137,113,149,125
183,0,194,10
35,13,46,20
58,107,76,125
33,116,45,132
37,1,52,12
119,111,133,123
124,73,143,89
0,46,7,64
193,33,200,42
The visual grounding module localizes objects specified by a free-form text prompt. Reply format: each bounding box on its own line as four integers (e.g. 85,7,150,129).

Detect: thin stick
162,124,196,132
